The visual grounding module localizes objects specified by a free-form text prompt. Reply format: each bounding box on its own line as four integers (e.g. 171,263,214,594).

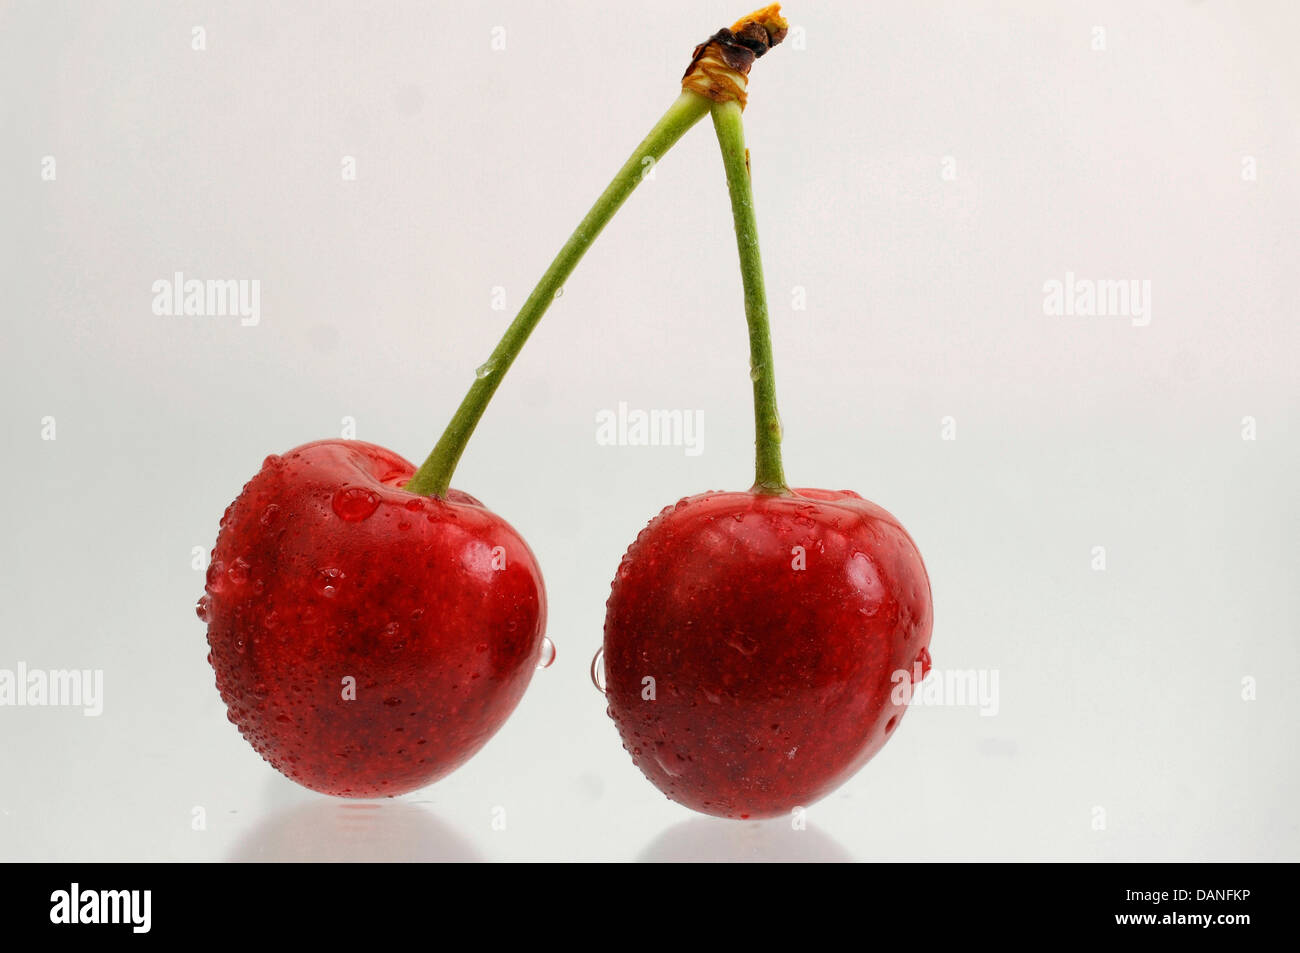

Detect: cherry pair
200,5,932,819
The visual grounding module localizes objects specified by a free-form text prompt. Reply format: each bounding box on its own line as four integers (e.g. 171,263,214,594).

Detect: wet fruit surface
603,488,932,818
203,440,546,797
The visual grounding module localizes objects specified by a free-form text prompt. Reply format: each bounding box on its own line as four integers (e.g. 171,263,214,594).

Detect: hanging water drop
536,636,556,669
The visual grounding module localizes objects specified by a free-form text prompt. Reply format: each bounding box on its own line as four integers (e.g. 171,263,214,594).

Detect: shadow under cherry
227,797,482,863
637,815,854,862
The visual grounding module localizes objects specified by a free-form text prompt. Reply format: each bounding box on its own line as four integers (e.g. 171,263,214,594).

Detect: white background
1,0,1297,861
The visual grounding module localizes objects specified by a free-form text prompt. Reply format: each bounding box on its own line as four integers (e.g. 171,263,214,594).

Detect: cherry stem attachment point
710,99,789,495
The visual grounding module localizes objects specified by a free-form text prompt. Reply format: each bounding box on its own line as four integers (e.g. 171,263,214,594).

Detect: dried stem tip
682,4,789,109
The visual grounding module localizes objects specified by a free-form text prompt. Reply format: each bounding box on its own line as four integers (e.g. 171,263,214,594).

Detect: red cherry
202,439,546,797
603,487,932,819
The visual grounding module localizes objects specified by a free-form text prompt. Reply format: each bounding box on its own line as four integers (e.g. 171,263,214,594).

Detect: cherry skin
200,439,546,797
603,487,932,819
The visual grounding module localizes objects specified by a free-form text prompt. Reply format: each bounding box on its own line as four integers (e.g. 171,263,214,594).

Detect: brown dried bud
682,4,789,109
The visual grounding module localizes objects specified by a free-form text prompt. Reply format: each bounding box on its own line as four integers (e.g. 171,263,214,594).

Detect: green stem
405,91,712,497
710,99,789,494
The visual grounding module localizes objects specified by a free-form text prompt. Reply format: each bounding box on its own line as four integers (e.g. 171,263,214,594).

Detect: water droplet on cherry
260,503,282,526
332,486,381,521
195,595,211,622
589,647,606,693
315,567,345,597
534,636,556,669
653,752,682,778
227,557,250,585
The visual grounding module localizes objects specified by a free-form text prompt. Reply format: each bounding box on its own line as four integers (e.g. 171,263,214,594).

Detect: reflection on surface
228,798,482,862
637,815,853,862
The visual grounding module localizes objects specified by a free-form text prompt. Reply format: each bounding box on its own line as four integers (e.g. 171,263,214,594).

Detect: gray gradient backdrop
1,0,1297,861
